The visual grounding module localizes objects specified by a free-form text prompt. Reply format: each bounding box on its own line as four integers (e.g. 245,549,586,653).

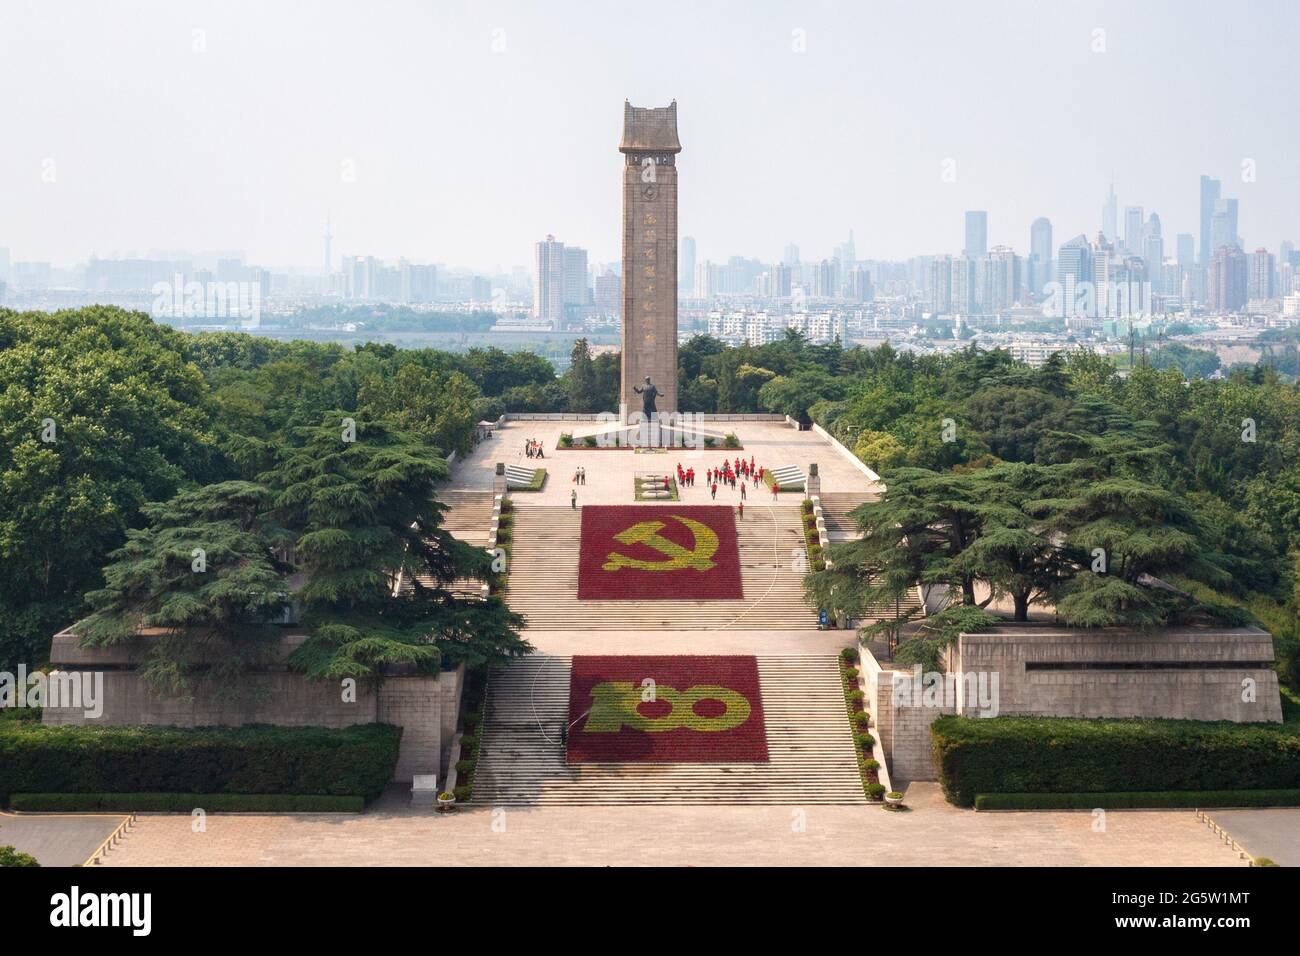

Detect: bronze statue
633,375,659,418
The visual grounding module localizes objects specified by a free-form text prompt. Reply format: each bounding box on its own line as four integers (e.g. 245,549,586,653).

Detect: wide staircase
506,504,818,630
398,489,497,596
437,489,497,547
472,654,866,806
817,492,879,541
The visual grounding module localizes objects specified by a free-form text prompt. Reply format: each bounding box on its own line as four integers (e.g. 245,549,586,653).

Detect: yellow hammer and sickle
602,515,718,572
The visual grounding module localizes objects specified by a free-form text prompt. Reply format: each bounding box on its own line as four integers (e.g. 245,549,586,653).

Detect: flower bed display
577,505,743,600
566,655,769,763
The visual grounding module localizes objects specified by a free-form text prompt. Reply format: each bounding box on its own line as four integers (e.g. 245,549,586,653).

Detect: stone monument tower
619,100,680,420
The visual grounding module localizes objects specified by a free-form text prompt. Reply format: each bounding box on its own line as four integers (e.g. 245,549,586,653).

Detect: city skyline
2,0,1298,272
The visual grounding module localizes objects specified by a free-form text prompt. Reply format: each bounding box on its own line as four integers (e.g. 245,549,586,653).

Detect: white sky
2,0,1297,271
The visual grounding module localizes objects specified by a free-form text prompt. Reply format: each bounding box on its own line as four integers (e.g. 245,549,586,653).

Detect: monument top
619,100,681,153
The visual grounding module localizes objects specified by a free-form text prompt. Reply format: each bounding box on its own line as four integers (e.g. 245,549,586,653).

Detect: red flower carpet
576,505,743,600
567,655,769,763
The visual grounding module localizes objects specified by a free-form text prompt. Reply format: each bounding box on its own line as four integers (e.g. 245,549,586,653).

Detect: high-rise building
1142,214,1163,294
563,246,589,307
1029,217,1053,294
1102,181,1118,244
594,270,621,316
679,236,696,294
985,246,1020,312
848,265,873,303
771,261,791,297
1210,198,1239,256
964,211,988,258
783,242,800,266
1199,175,1221,265
1209,245,1248,312
1124,206,1144,255
1176,233,1195,267
533,234,566,325
951,256,975,313
400,262,437,303
1057,235,1092,317
929,255,953,314
619,100,680,417
1248,248,1275,300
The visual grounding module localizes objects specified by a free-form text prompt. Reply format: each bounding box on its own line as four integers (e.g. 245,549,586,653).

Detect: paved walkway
0,812,128,867
98,784,1242,867
1208,809,1300,866
456,421,880,507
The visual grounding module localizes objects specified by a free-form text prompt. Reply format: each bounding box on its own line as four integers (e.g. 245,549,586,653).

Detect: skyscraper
951,256,974,313
1199,175,1221,265
1209,245,1248,311
1057,235,1092,318
1142,213,1163,294
619,100,681,417
1029,217,1053,294
929,255,953,313
964,211,987,258
1102,181,1118,244
1124,206,1144,256
533,234,566,325
1248,248,1275,300
1176,233,1195,267
1210,198,1239,255
679,235,696,294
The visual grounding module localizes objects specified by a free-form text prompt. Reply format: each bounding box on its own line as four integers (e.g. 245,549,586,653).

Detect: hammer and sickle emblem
603,515,719,572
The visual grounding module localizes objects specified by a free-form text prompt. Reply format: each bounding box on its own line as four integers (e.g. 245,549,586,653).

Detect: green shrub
453,784,472,801
1255,857,1280,867
455,759,477,776
853,712,871,728
856,732,876,749
583,435,599,448
0,845,39,867
973,790,1300,811
866,783,886,800
9,792,364,813
458,733,478,750
847,690,865,705
840,646,857,662
723,433,740,449
933,715,1300,808
844,667,859,680
0,721,400,803
864,759,881,772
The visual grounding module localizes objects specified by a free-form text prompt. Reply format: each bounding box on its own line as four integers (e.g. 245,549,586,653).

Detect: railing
83,813,137,866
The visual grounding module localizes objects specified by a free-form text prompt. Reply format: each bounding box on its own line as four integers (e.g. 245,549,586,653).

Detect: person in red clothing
740,482,747,500
738,501,744,520
711,482,718,500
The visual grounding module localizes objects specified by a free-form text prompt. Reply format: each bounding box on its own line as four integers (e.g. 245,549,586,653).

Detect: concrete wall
950,626,1282,724
42,629,465,784
863,625,1283,784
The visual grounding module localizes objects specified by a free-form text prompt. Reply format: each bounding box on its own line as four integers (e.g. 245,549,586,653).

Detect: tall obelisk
619,100,680,421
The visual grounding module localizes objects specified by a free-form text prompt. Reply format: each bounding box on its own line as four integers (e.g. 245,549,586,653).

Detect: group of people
571,467,587,485
675,454,774,516
525,439,545,459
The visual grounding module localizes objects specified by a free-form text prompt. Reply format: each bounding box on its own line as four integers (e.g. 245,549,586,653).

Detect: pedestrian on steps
571,489,578,510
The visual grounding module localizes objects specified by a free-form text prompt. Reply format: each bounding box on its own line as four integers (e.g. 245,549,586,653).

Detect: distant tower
620,100,681,419
323,216,333,276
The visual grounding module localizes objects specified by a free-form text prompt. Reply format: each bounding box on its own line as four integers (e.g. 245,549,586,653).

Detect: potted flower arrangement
437,791,457,812
884,790,905,808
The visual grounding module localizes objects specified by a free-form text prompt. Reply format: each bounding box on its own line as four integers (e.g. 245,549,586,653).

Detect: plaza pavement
458,419,881,507
81,418,1253,867
0,812,128,867
97,783,1245,867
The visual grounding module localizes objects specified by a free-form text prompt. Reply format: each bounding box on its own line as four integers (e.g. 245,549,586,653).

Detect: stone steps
817,492,878,540
472,654,866,806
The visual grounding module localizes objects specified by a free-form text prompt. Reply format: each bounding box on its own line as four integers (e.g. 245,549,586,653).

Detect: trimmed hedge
10,792,365,813
933,715,1300,808
975,790,1300,811
0,721,401,804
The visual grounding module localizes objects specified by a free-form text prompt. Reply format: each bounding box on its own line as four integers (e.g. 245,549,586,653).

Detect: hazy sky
3,0,1297,271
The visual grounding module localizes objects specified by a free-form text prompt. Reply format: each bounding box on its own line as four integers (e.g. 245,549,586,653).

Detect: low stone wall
861,624,1283,784
41,628,464,784
810,423,882,484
